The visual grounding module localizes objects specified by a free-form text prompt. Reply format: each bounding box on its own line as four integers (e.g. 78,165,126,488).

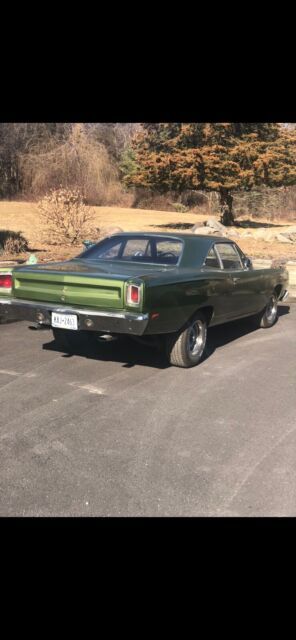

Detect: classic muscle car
0,233,289,367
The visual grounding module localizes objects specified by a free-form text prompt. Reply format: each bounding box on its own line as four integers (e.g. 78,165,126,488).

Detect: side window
122,239,151,258
97,240,123,259
204,246,220,269
215,243,242,270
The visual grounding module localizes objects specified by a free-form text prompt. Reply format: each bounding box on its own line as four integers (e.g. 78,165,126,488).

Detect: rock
240,231,254,238
275,233,293,244
226,231,240,238
254,228,273,239
192,225,218,235
282,225,296,234
204,217,226,232
100,226,124,238
277,231,296,243
271,258,287,268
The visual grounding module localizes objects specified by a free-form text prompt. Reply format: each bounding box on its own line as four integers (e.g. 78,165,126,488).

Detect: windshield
78,235,183,265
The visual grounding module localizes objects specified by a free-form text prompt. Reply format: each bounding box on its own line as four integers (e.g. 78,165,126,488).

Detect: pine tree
125,123,296,225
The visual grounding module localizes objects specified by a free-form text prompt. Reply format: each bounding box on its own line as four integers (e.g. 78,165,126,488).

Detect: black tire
52,328,94,351
166,312,208,368
252,294,278,329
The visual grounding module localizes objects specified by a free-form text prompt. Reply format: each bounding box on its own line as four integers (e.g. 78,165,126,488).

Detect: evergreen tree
126,123,296,225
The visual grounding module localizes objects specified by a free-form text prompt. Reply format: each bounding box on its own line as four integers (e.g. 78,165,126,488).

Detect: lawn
1,200,296,263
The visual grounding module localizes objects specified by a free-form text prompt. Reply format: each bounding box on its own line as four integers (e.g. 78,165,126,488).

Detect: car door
202,245,236,322
215,242,262,317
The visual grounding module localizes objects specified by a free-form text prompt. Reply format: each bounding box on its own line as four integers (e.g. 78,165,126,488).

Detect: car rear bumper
0,297,149,335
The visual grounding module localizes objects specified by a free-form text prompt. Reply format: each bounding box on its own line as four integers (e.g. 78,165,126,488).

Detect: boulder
226,230,240,238
283,225,296,234
240,231,254,238
100,226,124,239
276,231,296,243
254,228,273,239
275,233,293,244
192,225,220,235
203,217,226,232
271,258,287,268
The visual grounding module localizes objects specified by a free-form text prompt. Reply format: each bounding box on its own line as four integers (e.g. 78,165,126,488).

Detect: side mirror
242,256,253,270
82,240,96,251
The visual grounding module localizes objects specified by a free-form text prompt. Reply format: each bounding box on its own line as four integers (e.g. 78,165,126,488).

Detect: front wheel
166,312,208,368
252,295,278,329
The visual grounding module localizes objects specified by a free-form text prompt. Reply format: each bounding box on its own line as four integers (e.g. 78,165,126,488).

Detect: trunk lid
12,261,127,309
12,259,170,309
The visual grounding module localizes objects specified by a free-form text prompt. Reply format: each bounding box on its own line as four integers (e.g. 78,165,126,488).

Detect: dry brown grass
1,200,296,263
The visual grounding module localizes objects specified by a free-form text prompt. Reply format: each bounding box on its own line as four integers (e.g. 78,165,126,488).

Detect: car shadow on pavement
203,304,290,362
39,305,290,370
41,332,171,370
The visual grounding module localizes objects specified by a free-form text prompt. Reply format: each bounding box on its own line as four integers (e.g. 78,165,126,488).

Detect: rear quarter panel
142,271,230,334
142,266,288,335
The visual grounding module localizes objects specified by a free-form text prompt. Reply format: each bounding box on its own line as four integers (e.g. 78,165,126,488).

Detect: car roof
103,232,235,268
107,231,231,242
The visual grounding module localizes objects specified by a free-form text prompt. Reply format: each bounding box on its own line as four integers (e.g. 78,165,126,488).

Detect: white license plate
51,312,78,330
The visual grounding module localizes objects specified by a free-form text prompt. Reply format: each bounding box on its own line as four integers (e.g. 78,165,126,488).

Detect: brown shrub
0,230,29,254
37,187,97,246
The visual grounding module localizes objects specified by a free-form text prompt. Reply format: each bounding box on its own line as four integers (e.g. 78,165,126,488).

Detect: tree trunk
219,188,235,226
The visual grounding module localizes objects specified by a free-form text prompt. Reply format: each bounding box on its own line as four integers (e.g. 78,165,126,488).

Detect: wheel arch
274,284,283,300
197,305,214,326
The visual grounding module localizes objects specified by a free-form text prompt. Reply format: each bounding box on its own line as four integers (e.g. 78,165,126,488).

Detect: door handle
232,277,240,284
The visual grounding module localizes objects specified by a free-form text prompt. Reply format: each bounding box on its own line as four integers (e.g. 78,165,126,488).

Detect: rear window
215,243,242,270
204,247,220,269
79,235,183,265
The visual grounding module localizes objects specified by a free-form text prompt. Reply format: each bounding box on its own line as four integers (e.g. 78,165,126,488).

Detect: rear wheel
252,294,278,329
166,312,207,368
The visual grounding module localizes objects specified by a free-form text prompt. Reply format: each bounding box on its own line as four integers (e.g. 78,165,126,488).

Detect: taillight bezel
126,283,142,307
0,272,12,293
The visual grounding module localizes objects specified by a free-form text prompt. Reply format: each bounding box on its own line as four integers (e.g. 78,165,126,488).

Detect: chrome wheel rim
188,320,204,357
265,296,277,323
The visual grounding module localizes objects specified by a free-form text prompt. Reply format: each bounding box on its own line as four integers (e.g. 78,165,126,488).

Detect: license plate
51,312,78,330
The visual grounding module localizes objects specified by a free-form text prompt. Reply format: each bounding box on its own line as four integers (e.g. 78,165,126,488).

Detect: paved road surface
0,303,295,517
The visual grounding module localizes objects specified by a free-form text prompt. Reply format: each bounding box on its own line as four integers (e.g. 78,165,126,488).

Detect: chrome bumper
0,297,149,335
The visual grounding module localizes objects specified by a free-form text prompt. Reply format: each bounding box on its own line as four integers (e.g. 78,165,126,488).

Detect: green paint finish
2,233,289,335
13,270,126,309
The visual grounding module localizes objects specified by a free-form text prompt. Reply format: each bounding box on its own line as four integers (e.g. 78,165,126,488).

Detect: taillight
0,274,12,289
126,283,141,305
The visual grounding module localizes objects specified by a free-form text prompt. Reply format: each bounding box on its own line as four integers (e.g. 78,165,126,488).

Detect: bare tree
20,124,123,204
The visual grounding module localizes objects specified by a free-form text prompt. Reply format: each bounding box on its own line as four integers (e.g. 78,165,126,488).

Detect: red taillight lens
0,274,12,289
131,286,139,303
127,284,141,305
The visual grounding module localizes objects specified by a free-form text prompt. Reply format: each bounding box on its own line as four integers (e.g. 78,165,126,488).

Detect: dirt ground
1,200,296,264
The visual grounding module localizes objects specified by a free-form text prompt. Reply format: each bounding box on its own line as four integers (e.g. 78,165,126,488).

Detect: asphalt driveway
0,303,295,517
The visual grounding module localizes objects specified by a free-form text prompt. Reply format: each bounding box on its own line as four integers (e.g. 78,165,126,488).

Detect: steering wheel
158,251,176,259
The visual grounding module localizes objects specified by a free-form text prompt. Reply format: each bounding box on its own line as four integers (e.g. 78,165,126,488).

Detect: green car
0,233,289,367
